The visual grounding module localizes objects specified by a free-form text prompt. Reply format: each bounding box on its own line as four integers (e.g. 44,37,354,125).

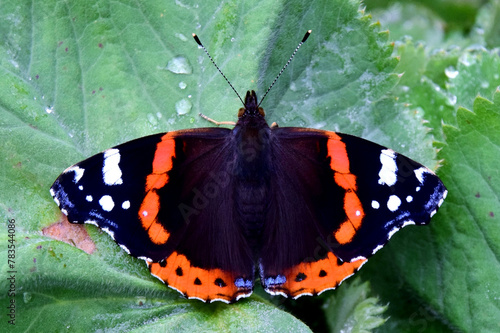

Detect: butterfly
50,31,447,303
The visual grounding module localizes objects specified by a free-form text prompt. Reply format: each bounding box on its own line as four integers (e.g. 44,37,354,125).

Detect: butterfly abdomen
231,118,273,250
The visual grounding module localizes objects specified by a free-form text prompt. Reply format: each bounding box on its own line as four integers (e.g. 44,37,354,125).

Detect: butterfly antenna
257,30,311,108
192,34,245,106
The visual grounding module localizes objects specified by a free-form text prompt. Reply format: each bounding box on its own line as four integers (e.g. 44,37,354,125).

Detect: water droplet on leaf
175,98,192,115
166,56,192,74
175,33,188,42
147,113,158,126
444,67,459,79
23,292,32,303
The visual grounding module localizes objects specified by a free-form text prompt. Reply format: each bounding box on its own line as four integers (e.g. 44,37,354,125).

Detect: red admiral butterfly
50,31,447,303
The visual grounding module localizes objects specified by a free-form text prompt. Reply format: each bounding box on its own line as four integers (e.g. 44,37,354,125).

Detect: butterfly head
238,90,265,119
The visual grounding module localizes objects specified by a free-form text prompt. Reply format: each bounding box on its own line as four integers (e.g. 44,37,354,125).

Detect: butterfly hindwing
50,128,255,303
259,128,447,298
147,129,255,302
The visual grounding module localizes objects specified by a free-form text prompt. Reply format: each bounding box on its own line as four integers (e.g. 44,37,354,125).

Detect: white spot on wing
378,149,398,186
210,297,231,304
402,220,416,228
235,293,252,301
189,296,207,302
102,148,123,185
101,227,115,239
406,195,413,203
119,244,131,254
387,227,399,240
371,200,380,209
372,244,384,254
293,292,313,299
122,200,130,209
438,190,448,207
99,195,115,212
265,289,288,297
387,220,416,240
65,166,85,183
86,195,93,202
179,291,199,301
387,195,401,212
316,287,335,296
85,220,99,227
414,167,429,184
78,185,83,190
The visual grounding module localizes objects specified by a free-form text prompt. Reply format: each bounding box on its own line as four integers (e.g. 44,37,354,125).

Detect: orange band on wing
145,173,169,192
268,252,367,298
149,251,252,303
344,191,364,220
334,191,365,244
139,133,176,245
327,133,350,173
327,134,365,245
334,173,357,190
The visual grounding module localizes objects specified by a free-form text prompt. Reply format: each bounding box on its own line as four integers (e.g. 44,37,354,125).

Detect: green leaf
367,0,483,33
354,3,500,332
371,3,446,49
324,278,387,333
389,42,500,142
4,236,313,332
447,49,500,112
430,92,500,331
2,0,455,331
474,0,500,48
391,40,457,142
364,92,500,332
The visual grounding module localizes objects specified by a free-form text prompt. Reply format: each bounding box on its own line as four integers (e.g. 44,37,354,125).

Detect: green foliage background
1,0,499,332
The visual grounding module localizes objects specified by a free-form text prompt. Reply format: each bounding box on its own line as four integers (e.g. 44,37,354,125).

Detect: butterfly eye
238,108,245,117
258,107,265,117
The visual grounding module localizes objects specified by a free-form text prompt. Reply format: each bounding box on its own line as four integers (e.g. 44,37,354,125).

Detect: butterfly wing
50,128,254,303
259,128,447,298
